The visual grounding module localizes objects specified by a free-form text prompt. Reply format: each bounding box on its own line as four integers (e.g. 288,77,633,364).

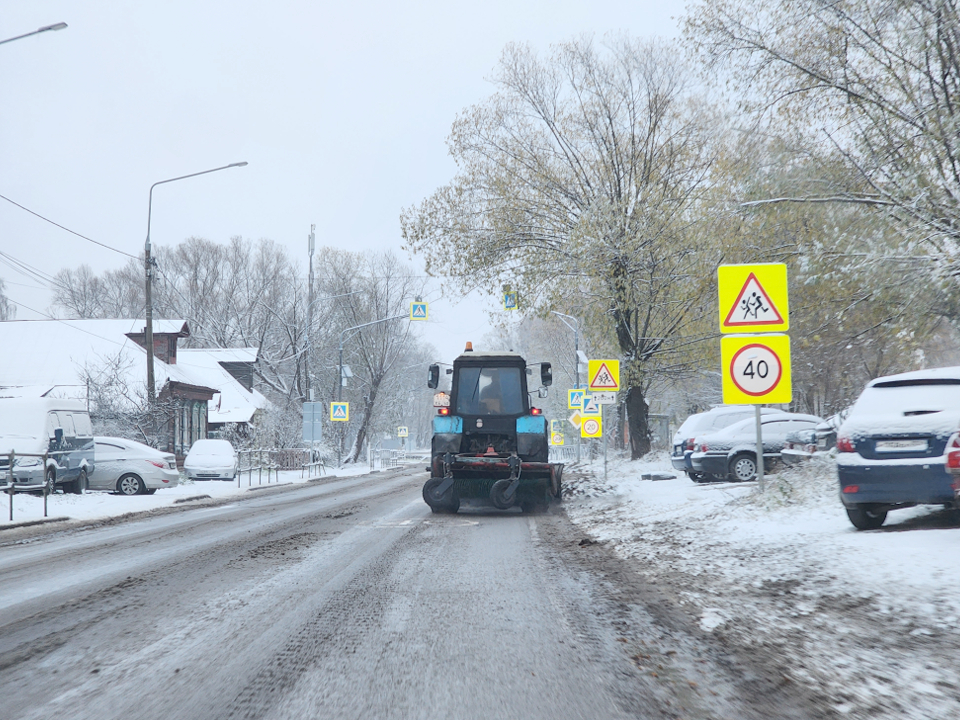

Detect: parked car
0,397,94,494
781,413,844,465
691,412,824,482
780,428,820,466
184,439,238,480
947,432,960,506
671,406,778,481
90,437,180,495
837,367,960,530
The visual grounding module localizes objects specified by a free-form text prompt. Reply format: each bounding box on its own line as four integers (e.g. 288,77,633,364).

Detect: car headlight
14,457,42,468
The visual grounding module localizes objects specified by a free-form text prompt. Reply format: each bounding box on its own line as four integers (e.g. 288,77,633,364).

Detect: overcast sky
1,1,684,362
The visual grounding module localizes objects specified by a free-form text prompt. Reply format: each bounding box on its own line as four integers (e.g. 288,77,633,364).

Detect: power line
1,298,137,350
0,250,60,288
0,192,139,259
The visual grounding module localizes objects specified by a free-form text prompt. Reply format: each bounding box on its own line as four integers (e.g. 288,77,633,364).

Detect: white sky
1,1,684,363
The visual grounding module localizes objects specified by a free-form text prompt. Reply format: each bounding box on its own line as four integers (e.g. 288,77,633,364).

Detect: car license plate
875,439,927,452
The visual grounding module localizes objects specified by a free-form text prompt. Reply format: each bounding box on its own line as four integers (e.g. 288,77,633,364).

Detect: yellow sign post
718,263,789,334
330,402,349,422
587,359,620,391
410,301,428,321
581,415,602,438
721,334,792,405
567,388,585,409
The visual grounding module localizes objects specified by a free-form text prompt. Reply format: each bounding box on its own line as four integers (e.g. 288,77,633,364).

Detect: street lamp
144,161,248,400
0,22,68,46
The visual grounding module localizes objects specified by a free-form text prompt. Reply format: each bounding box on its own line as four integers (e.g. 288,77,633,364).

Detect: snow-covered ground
565,453,960,720
0,464,377,527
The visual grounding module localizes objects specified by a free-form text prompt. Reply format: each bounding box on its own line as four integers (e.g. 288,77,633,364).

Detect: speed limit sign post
721,334,792,405
718,264,792,494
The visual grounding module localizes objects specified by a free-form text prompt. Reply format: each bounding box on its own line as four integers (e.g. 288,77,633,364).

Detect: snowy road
0,465,822,720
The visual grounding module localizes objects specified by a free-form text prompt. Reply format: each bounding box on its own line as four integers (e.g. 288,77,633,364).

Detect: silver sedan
90,437,181,495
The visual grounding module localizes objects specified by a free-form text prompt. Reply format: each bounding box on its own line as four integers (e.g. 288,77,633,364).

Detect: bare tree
321,251,428,463
0,278,15,321
402,36,721,458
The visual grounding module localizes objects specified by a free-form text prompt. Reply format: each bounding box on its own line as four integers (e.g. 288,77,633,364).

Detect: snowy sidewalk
565,453,960,720
0,463,380,529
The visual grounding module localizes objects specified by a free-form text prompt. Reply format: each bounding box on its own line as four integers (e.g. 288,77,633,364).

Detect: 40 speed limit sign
721,334,792,404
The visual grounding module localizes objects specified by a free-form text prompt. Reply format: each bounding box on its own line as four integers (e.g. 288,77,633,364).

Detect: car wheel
45,468,56,495
846,506,887,530
144,488,157,495
117,474,146,496
70,468,88,495
729,453,757,482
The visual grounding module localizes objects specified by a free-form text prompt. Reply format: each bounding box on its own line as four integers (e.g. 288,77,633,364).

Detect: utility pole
551,311,582,464
306,224,315,401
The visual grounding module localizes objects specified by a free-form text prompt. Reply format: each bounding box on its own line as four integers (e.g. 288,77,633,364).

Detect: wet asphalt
0,467,817,720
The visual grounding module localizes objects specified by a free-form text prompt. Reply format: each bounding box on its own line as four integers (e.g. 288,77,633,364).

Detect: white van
0,398,95,494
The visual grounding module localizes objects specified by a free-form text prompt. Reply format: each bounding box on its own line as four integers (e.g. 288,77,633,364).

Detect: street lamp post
144,162,248,401
0,22,67,46
552,310,582,464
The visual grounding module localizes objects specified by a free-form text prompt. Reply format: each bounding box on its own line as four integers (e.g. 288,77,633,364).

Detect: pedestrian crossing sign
568,388,585,409
330,402,349,421
398,426,408,437
503,291,518,310
410,302,428,321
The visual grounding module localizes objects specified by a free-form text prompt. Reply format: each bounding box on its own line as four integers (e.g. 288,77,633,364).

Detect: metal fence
2,451,53,521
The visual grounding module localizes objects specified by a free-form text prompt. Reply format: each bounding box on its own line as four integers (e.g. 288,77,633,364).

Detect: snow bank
565,453,960,720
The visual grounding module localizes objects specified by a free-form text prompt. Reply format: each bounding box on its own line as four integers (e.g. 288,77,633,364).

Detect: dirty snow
565,453,960,720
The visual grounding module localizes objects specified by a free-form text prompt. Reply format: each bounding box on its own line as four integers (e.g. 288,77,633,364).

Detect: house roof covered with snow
177,348,268,423
0,320,263,423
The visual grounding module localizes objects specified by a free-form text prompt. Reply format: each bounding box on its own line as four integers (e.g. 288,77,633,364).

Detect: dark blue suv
836,368,960,529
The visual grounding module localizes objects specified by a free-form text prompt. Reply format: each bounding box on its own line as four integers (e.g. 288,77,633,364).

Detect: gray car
691,412,824,481
90,437,180,495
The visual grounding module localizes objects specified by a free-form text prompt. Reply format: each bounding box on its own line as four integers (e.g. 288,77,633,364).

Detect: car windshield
853,379,960,416
456,366,524,416
189,440,233,456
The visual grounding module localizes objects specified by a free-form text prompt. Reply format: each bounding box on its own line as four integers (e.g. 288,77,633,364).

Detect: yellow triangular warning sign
589,361,618,389
723,272,784,328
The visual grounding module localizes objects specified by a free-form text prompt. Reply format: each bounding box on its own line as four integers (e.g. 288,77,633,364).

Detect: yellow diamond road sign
568,410,582,429
721,334,792,405
581,415,602,438
718,263,789,333
587,359,620,391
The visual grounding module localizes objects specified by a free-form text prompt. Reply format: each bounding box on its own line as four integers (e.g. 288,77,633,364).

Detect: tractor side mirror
427,364,440,389
540,362,553,387
538,387,548,399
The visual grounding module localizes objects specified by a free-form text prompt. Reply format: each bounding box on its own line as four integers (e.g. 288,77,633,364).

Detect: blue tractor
422,343,563,513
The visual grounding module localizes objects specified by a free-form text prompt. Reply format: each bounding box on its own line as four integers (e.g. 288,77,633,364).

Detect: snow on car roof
865,365,960,387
